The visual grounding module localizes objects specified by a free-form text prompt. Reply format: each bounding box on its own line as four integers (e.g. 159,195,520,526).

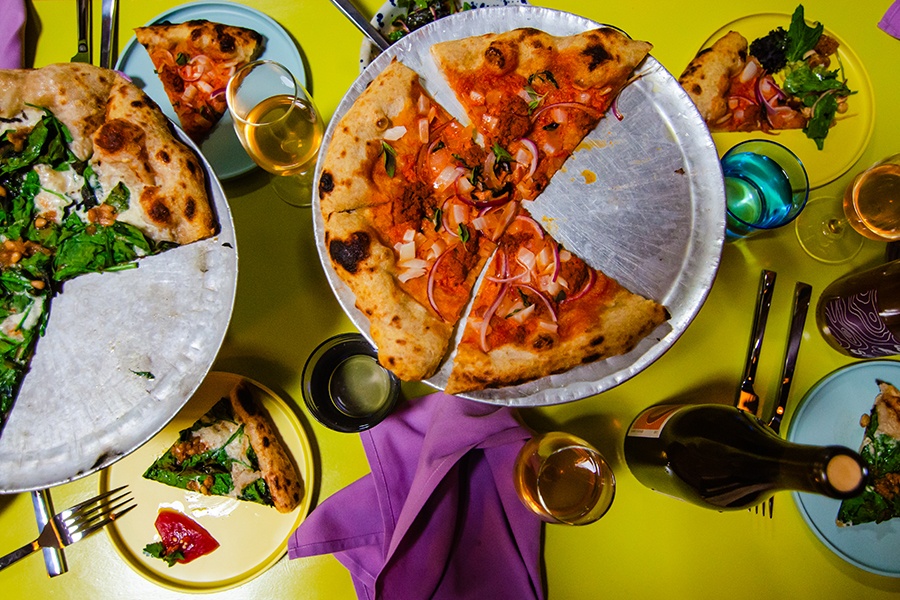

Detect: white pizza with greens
143,381,303,513
0,63,218,431
837,380,900,526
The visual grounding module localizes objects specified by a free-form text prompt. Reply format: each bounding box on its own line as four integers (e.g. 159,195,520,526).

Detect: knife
72,0,92,63
329,0,392,52
100,0,119,69
31,489,67,576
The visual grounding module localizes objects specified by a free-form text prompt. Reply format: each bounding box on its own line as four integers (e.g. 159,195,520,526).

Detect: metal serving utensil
71,0,92,63
329,0,392,52
99,0,119,69
736,270,777,417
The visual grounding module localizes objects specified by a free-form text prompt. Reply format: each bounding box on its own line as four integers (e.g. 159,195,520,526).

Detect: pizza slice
143,380,303,513
678,6,852,148
837,380,900,526
321,61,514,381
431,27,652,199
135,19,264,141
445,209,668,393
0,64,220,429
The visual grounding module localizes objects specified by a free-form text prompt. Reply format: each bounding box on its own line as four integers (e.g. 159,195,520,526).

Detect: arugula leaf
785,4,823,62
804,93,839,150
238,478,272,505
143,542,185,567
457,223,470,244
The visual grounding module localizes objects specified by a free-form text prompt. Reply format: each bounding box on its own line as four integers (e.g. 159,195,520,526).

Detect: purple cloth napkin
0,0,25,69
289,392,544,600
880,0,900,38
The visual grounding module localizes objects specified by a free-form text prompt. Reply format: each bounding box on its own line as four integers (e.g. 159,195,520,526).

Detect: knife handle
31,489,67,577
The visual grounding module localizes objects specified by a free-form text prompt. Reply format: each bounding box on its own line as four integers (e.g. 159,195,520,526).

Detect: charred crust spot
582,43,611,71
218,33,237,54
293,492,300,502
185,159,198,174
485,44,507,70
738,49,747,61
262,436,270,448
590,335,605,347
157,149,171,163
148,200,172,224
329,231,371,274
691,84,702,95
234,384,260,415
185,197,196,219
94,120,144,153
581,353,601,364
319,171,335,196
130,100,145,109
532,335,555,350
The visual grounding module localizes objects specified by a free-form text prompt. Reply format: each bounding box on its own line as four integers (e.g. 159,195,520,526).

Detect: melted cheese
32,164,84,223
194,420,265,499
0,297,44,342
0,106,45,136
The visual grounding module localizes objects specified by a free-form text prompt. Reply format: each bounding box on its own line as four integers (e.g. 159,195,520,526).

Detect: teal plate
116,0,309,180
788,360,900,577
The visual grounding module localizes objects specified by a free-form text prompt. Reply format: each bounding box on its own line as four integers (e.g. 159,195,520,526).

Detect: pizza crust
431,27,652,92
678,31,748,124
324,208,453,381
229,381,303,514
446,281,667,394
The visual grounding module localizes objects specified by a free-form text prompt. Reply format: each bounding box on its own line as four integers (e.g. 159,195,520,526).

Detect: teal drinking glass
721,140,809,240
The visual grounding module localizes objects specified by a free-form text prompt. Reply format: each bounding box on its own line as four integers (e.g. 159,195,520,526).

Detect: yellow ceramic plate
700,13,875,189
99,372,315,593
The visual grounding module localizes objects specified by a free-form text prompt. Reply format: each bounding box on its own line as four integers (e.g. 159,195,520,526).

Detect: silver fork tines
0,486,135,570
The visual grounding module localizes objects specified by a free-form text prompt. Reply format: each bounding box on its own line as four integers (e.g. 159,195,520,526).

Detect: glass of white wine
796,153,900,263
513,431,615,525
226,60,324,207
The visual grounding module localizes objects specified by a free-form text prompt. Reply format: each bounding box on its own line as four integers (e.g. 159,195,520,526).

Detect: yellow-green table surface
3,0,900,598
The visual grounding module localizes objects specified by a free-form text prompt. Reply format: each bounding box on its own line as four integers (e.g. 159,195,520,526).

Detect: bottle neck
770,445,867,498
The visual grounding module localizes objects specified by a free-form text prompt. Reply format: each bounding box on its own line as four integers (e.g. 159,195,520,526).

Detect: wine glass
226,60,324,207
795,154,900,263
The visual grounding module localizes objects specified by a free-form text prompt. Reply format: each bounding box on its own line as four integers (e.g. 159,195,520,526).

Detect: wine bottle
816,259,900,358
623,404,867,511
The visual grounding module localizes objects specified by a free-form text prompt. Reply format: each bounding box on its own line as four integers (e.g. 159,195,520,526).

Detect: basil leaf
381,141,396,178
104,182,130,213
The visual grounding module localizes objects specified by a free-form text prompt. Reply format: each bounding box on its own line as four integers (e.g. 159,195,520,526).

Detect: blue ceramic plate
116,1,308,180
788,360,900,577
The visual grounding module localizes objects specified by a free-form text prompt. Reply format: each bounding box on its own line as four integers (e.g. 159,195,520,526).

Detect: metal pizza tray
0,127,238,493
312,6,724,407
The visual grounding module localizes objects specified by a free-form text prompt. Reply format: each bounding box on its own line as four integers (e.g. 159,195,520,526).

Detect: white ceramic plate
117,0,309,180
100,372,315,592
788,360,900,577
314,6,725,406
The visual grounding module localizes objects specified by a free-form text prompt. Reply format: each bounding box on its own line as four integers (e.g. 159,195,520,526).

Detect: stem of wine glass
794,195,863,264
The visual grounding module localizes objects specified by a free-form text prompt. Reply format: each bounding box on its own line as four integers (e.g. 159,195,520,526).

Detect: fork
736,269,776,417
0,486,135,570
99,0,119,69
71,0,92,63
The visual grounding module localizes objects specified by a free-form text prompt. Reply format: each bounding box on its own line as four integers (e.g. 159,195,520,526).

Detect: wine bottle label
821,289,900,357
627,404,682,438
